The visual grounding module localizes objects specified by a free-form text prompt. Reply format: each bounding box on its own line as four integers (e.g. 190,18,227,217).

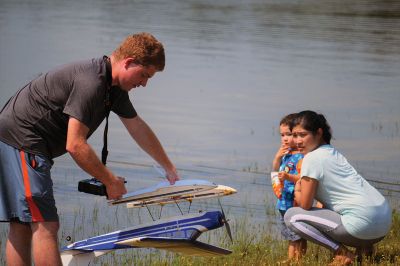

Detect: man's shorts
0,141,58,222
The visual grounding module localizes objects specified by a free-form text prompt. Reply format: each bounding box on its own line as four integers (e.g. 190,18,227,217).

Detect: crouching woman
284,110,391,265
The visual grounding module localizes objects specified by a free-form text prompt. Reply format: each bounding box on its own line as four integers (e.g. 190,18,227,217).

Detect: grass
91,209,400,265
132,211,399,266
0,206,399,265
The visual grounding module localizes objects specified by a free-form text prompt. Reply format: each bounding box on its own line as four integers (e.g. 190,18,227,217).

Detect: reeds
0,205,398,265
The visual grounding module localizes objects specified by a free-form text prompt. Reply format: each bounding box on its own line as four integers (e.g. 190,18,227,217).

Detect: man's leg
6,221,32,266
31,221,62,266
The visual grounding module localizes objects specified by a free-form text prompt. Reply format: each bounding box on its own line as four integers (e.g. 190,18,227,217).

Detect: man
0,32,179,265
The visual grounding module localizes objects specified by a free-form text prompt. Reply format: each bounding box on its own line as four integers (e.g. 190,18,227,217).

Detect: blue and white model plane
61,179,237,266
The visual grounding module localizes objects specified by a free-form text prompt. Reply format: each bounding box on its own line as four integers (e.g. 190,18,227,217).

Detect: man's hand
67,117,127,199
165,167,179,185
104,176,127,200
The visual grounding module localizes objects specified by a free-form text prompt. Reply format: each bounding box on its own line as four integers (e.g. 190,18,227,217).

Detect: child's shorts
0,141,58,223
279,209,301,241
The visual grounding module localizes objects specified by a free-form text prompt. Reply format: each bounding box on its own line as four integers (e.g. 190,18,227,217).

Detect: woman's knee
283,207,302,227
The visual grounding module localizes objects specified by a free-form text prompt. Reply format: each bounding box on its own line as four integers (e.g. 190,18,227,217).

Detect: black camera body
78,178,107,196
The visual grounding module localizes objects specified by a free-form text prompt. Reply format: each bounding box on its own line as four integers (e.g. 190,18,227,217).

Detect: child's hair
292,110,332,144
279,113,297,128
112,32,165,71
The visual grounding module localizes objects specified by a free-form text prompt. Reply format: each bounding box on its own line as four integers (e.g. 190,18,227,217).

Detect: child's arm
278,172,300,183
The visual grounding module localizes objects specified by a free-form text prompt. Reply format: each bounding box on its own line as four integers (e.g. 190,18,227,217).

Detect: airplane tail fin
61,250,110,266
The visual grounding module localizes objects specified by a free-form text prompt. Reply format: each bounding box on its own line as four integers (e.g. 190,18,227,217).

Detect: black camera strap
78,56,112,197
102,55,112,166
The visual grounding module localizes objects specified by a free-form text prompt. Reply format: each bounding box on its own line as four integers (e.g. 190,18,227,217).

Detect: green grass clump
90,209,400,265
0,210,399,265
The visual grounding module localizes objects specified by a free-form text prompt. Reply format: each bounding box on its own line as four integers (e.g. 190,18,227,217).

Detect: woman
284,110,391,265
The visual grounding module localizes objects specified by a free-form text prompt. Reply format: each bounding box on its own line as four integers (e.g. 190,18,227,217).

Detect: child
272,113,307,262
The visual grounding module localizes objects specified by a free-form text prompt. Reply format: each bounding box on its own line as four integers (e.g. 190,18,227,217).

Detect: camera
78,178,107,196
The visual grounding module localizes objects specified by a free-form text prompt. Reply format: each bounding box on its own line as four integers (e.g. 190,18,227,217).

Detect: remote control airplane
61,179,237,266
110,179,236,208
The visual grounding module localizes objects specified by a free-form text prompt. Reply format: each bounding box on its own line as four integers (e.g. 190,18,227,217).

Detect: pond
0,0,399,262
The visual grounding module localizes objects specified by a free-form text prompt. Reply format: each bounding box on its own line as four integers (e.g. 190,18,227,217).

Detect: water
1,0,400,260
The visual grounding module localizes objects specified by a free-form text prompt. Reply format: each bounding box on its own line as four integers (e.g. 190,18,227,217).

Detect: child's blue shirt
277,152,303,211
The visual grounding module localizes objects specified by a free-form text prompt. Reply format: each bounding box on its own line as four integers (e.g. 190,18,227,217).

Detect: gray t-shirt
0,57,137,159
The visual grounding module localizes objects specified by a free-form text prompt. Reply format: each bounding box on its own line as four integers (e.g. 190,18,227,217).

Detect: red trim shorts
0,141,58,222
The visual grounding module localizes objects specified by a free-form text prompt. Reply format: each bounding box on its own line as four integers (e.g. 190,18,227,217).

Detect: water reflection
0,0,399,257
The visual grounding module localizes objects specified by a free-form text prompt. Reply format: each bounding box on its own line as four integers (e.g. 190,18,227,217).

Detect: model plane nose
216,185,237,195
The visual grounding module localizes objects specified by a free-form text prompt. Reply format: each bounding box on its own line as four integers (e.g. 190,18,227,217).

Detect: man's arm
120,115,179,184
66,117,126,199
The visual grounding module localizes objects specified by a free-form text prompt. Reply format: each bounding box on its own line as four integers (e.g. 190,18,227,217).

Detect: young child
272,113,307,262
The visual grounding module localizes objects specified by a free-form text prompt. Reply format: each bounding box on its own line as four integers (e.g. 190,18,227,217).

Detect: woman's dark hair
292,110,332,144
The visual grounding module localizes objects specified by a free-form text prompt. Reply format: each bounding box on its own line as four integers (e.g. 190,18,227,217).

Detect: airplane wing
60,250,110,266
125,185,237,208
116,237,232,257
110,179,218,205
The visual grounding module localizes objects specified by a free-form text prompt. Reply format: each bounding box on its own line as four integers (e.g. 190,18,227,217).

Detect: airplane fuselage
62,211,224,252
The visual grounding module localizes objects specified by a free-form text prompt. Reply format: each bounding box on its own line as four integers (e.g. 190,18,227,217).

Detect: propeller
218,198,233,243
